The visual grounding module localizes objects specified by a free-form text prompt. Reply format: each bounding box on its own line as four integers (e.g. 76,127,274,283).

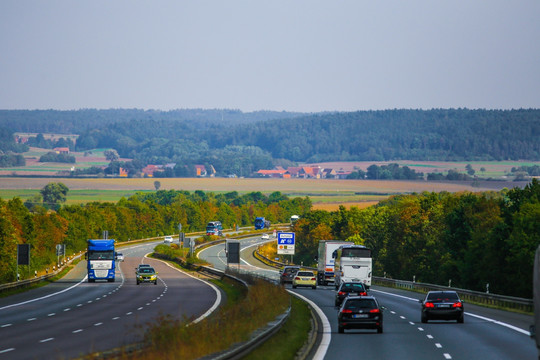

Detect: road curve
200,236,537,360
0,240,220,360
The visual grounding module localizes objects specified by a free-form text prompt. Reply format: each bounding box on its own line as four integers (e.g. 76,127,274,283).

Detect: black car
337,296,383,333
335,282,368,307
419,291,464,323
279,266,301,284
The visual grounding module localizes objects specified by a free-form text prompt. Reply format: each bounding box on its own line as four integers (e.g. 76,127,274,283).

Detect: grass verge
242,295,313,360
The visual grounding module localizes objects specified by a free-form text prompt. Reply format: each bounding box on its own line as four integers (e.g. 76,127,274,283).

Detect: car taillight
453,302,463,308
338,291,346,296
311,277,316,281
369,309,380,313
341,309,353,314
295,277,300,280
424,302,435,308
360,292,367,296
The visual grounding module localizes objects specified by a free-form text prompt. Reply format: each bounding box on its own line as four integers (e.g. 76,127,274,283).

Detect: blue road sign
277,232,295,245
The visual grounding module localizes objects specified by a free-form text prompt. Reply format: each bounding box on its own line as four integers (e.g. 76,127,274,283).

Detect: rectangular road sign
277,232,295,255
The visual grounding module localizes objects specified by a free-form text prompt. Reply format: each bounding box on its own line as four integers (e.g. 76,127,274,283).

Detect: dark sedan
337,296,383,333
335,282,368,307
420,290,464,323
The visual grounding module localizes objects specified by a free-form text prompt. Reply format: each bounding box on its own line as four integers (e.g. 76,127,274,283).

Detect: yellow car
292,270,317,289
136,267,158,285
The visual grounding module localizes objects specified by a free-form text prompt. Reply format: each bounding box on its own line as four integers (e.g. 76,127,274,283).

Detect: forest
292,179,540,298
2,179,539,299
0,187,312,284
0,108,539,176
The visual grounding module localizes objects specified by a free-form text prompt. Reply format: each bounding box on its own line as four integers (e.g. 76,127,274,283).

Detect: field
0,177,528,211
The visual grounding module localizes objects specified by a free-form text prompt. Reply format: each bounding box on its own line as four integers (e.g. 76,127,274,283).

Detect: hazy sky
1,1,539,112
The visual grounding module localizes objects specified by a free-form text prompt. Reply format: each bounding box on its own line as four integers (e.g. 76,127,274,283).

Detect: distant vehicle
292,270,317,289
135,264,151,273
86,239,116,283
334,244,373,289
115,252,124,262
335,282,368,307
317,240,352,286
136,266,158,285
279,265,301,285
290,215,300,225
164,236,173,243
338,296,384,334
206,221,223,236
261,233,270,240
419,291,464,323
254,217,271,230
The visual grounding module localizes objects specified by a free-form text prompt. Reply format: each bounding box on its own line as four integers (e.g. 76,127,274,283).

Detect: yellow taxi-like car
292,270,317,289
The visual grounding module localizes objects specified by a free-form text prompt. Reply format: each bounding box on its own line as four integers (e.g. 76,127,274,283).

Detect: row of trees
0,186,312,283
293,179,540,298
2,109,539,174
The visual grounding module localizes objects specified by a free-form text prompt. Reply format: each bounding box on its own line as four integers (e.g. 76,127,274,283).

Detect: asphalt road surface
0,240,220,360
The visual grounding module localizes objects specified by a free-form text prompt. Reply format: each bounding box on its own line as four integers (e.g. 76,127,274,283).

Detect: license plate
352,314,368,318
350,293,358,296
438,304,450,308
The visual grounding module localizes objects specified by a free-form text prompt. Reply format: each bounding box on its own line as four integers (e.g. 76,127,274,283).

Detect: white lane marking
94,322,103,326
435,343,442,348
289,291,330,360
427,334,434,339
0,276,88,311
39,338,54,343
466,312,531,336
137,307,144,311
112,317,120,320
370,288,531,335
76,304,82,307
151,254,222,324
126,312,133,316
72,329,83,333
48,313,55,317
0,348,15,354
444,354,452,359
400,315,406,320
63,308,70,312
418,327,424,331
1,324,12,328
27,318,36,322
409,321,415,325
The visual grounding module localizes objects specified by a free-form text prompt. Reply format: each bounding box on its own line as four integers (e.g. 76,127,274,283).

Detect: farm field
0,177,529,211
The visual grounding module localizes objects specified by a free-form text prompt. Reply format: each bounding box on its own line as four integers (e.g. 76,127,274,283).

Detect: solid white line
370,288,531,336
0,276,88,311
289,291,331,360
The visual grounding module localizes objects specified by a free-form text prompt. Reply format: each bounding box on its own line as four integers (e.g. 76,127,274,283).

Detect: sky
1,1,539,113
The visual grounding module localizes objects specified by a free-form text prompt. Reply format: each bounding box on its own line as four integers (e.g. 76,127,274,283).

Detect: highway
0,240,220,360
199,235,538,360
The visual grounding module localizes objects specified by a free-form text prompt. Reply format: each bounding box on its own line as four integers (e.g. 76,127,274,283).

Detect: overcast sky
1,1,539,112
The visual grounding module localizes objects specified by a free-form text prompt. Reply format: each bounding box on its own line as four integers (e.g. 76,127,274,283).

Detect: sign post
277,232,295,264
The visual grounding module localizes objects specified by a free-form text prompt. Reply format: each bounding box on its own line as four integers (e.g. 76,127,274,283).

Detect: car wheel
457,314,464,323
338,325,344,334
292,285,297,289
154,281,158,285
421,313,428,323
312,286,316,290
377,325,383,333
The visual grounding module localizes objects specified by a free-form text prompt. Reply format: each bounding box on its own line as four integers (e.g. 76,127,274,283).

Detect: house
142,164,161,177
54,147,70,154
257,169,288,178
119,167,128,177
195,165,207,177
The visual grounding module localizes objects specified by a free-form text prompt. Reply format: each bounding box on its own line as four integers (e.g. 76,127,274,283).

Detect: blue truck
86,239,116,282
254,217,271,230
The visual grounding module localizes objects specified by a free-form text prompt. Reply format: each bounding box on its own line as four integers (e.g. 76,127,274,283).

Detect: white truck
334,244,373,289
317,240,352,286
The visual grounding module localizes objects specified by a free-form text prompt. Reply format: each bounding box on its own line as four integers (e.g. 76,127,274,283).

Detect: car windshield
427,292,459,302
344,299,377,310
140,268,155,274
341,283,365,292
297,272,313,276
284,268,299,274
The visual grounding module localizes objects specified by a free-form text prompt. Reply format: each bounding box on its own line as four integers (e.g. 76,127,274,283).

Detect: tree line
1,108,539,176
0,186,312,284
292,179,540,298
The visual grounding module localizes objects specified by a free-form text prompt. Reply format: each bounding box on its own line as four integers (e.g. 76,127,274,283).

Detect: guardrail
253,247,533,313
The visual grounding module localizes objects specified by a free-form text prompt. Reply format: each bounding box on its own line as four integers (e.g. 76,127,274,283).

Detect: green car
136,267,158,285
